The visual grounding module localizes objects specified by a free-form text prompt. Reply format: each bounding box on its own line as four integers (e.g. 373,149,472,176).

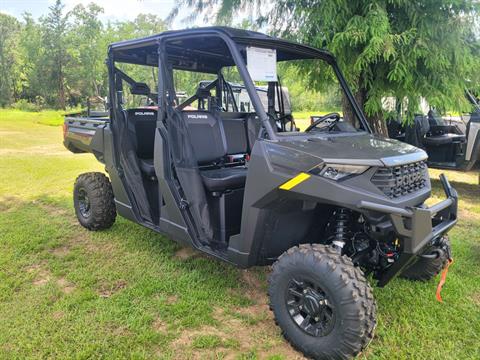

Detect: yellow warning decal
279,172,311,190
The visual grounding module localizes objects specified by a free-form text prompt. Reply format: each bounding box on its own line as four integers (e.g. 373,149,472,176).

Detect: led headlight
315,163,369,181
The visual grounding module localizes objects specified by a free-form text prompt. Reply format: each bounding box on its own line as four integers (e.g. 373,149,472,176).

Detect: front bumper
358,174,458,286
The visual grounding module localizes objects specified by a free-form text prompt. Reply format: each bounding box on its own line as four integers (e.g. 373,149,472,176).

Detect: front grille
372,161,427,198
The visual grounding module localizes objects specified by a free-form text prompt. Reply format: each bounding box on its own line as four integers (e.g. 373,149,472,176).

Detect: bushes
12,98,45,112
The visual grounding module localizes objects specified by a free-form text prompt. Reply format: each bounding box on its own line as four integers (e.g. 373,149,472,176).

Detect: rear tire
268,244,376,360
74,172,116,230
400,237,451,281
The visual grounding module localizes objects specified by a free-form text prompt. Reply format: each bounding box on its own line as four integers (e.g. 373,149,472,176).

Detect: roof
110,27,275,50
109,26,335,71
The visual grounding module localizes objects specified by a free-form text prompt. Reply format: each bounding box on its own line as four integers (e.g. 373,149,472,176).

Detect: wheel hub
286,278,335,337
302,290,323,316
77,188,91,218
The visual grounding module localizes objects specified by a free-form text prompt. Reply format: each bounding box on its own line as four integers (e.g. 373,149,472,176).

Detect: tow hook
419,249,443,259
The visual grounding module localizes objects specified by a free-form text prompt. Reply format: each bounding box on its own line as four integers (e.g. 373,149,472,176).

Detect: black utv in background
64,27,458,359
387,91,480,171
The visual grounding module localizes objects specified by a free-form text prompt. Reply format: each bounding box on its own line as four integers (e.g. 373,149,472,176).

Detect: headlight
312,163,369,181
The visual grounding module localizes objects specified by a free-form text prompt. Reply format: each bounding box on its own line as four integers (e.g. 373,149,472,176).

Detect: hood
274,133,427,167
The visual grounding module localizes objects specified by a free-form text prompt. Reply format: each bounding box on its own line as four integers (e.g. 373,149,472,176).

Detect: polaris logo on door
187,114,208,119
135,111,155,116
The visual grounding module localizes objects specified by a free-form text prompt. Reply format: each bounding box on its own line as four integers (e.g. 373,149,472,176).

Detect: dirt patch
111,325,132,337
174,246,201,260
102,321,133,337
33,200,71,217
458,207,480,222
0,196,20,212
152,317,168,332
32,200,79,227
236,303,271,320
84,239,117,254
57,277,75,294
51,245,70,257
166,295,179,304
27,263,52,287
52,311,64,320
98,279,127,298
172,306,305,359
66,230,119,257
470,292,480,306
176,325,222,343
238,269,269,304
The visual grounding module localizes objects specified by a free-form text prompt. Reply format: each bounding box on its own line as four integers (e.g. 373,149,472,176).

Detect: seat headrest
196,88,211,99
126,108,157,117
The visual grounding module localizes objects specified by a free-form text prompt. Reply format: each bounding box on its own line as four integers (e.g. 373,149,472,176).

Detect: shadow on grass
431,178,480,199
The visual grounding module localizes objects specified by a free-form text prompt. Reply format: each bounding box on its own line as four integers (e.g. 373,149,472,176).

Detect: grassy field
0,108,479,359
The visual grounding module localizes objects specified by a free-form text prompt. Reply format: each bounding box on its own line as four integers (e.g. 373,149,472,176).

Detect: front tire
268,244,376,360
74,172,116,230
400,237,451,281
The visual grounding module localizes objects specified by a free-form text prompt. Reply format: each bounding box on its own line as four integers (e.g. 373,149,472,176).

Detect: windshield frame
232,38,373,135
118,30,373,139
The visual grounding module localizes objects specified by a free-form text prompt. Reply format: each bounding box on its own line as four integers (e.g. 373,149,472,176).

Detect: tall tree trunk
342,88,366,129
58,61,65,110
367,111,389,136
347,87,389,137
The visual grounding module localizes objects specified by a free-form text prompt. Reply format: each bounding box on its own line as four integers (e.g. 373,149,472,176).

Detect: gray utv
63,27,458,359
386,91,480,171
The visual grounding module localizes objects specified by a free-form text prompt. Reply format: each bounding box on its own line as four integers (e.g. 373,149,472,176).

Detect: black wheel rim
286,278,335,337
77,187,91,218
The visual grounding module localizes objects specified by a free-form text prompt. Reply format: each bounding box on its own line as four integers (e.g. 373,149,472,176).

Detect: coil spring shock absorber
328,208,352,251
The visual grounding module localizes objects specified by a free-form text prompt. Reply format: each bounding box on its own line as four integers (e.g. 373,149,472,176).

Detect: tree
0,13,21,107
40,0,69,109
170,0,480,135
68,3,105,104
17,12,44,104
1,6,171,109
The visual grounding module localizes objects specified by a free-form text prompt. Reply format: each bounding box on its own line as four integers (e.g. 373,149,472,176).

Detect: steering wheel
267,113,298,132
304,112,341,132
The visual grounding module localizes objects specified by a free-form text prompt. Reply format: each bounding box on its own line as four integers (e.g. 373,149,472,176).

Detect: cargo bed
63,112,108,156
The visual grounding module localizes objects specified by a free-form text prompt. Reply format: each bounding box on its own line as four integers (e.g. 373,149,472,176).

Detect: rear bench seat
126,108,249,191
182,111,248,192
126,108,157,177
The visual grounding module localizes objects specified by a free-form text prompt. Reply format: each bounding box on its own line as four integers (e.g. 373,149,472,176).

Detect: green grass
1,108,479,359
0,108,69,127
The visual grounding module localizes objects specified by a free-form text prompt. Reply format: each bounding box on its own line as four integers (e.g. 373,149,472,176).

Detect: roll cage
107,26,372,137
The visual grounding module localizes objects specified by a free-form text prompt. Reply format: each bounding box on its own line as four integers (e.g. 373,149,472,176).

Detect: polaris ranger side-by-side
64,27,457,359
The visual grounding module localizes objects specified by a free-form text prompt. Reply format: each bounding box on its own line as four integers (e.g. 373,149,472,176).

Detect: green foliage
0,1,167,110
171,0,480,133
12,99,42,112
0,13,21,107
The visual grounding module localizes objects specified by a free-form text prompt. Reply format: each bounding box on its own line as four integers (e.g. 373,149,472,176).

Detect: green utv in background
63,27,457,359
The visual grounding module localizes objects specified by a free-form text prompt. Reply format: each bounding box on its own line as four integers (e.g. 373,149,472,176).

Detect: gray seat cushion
201,167,247,192
423,133,466,146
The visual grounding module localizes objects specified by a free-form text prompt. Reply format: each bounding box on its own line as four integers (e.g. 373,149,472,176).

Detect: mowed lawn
0,109,479,359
